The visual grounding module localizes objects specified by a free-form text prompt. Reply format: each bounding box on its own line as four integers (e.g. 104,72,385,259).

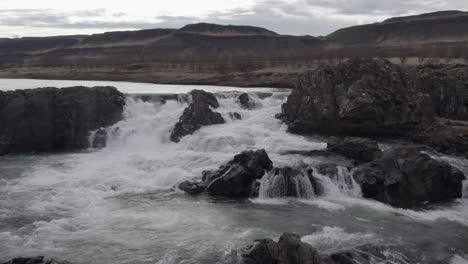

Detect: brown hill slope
0,11,467,87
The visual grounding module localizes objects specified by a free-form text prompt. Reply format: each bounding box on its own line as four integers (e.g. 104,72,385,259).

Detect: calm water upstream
0,79,467,264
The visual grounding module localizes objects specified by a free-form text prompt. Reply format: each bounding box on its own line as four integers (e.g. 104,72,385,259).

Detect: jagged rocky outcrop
327,137,382,163
1,256,69,264
0,86,124,155
280,58,468,156
281,58,434,137
170,90,225,142
353,145,465,208
242,233,325,264
179,149,273,197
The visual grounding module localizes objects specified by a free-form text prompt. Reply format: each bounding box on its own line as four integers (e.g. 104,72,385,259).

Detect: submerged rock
242,233,325,264
0,86,124,155
281,58,433,137
1,256,70,264
91,127,108,149
229,112,242,120
327,137,382,163
238,93,257,109
353,146,465,208
170,90,225,142
180,149,273,198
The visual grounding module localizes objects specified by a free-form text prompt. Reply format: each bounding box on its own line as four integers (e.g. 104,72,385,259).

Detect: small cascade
258,168,315,199
310,166,362,198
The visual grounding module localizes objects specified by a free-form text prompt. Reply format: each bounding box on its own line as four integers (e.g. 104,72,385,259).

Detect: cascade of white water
258,169,315,199
311,167,362,198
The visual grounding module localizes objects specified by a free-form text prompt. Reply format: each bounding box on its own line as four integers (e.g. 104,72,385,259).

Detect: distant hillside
0,11,467,87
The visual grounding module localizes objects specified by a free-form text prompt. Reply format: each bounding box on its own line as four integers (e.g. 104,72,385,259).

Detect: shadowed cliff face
0,11,467,86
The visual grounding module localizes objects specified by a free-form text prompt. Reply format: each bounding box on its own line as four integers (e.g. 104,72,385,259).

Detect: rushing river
1,79,468,264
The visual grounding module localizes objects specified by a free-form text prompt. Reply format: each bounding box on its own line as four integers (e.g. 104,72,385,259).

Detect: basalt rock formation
281,58,434,137
280,58,468,156
0,86,124,155
170,90,225,142
353,145,465,208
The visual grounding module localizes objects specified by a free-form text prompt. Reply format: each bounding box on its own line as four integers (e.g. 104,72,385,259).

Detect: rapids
1,79,468,264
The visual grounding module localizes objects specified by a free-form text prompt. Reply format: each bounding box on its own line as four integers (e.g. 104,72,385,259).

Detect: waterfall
258,168,315,199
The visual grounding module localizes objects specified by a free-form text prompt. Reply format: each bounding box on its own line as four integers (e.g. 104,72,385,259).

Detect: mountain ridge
0,10,467,88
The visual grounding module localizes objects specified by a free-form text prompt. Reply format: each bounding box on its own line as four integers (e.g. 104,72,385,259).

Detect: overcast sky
0,0,467,38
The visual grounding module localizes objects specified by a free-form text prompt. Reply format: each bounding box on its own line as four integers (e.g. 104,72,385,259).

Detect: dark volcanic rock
327,137,382,163
205,149,273,197
181,149,272,198
415,64,468,121
353,146,465,208
170,90,225,142
238,93,257,109
0,86,124,155
281,58,434,137
410,118,468,158
242,233,325,264
1,256,70,264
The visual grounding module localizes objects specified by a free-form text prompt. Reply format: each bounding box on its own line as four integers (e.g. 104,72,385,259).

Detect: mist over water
1,80,468,264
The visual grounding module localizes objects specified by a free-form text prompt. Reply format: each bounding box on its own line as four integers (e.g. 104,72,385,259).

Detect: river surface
0,79,468,264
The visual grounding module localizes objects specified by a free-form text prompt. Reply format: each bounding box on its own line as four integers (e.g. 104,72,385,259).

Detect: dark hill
0,11,467,87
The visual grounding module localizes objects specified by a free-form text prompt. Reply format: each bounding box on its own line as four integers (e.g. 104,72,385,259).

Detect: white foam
302,226,377,253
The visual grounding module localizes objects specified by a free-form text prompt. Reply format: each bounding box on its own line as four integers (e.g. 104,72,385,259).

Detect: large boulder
179,149,273,197
327,137,382,163
205,149,273,197
0,86,124,155
353,146,465,208
281,58,434,137
242,233,325,264
170,90,225,142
